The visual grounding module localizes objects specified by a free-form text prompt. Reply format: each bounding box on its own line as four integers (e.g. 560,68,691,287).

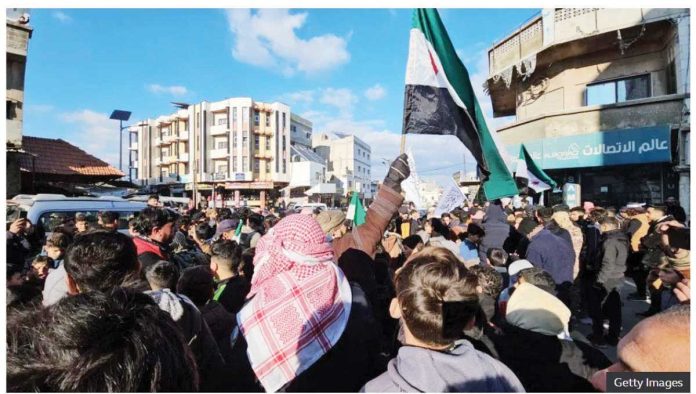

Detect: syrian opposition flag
516,144,557,194
346,191,366,226
402,9,518,201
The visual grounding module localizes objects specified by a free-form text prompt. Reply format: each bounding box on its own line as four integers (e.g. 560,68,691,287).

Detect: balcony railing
210,124,229,136
162,134,176,144
176,130,189,140
210,148,228,159
176,153,189,162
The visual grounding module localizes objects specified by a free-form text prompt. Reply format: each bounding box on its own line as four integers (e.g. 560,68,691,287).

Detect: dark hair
148,194,160,201
217,208,233,221
195,222,215,241
177,266,215,307
241,248,255,279
7,284,42,309
145,260,180,290
536,207,554,221
247,213,265,233
64,230,139,292
7,288,199,392
99,211,120,225
599,216,621,230
7,264,23,281
264,215,280,230
175,215,191,230
45,231,72,250
441,213,451,219
135,207,178,236
468,265,504,299
395,246,479,346
570,206,585,214
588,207,608,223
32,255,52,266
211,239,244,276
466,223,485,238
486,248,508,267
519,267,556,294
403,234,424,249
74,213,87,222
427,218,451,240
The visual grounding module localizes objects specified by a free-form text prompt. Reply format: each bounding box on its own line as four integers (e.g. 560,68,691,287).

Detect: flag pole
400,134,406,154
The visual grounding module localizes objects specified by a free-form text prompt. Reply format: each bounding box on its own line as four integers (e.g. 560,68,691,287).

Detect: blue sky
23,8,537,185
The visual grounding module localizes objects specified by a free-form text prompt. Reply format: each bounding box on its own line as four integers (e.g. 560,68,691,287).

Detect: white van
8,194,148,235
292,203,328,212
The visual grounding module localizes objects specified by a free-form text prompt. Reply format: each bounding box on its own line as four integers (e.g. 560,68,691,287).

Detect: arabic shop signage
508,126,671,170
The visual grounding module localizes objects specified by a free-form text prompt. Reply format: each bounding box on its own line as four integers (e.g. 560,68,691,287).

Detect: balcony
176,130,189,141
254,151,274,160
253,127,273,137
210,123,229,136
165,156,177,164
154,158,162,166
176,153,189,162
154,138,162,146
162,134,176,144
129,142,138,150
210,148,228,159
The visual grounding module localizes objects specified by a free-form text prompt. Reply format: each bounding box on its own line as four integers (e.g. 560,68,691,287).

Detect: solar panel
109,110,132,121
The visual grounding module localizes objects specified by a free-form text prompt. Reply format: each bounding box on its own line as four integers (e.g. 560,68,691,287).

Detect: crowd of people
5,154,691,392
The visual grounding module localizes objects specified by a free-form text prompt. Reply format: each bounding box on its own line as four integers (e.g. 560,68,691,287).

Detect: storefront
508,125,677,207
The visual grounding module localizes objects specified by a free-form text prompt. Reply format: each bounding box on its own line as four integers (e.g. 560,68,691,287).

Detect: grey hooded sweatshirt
361,340,525,392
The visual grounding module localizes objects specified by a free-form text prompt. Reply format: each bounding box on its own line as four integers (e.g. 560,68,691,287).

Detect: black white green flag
402,8,518,200
516,144,557,194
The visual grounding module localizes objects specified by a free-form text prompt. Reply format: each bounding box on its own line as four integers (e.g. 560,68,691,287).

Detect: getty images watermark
607,373,690,392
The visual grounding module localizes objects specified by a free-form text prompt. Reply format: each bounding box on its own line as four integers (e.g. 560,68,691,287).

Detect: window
254,136,260,149
265,138,271,150
254,111,260,126
265,113,270,127
266,161,272,173
242,107,249,129
233,131,238,147
282,113,286,129
243,136,248,147
216,140,228,149
232,108,238,131
232,157,238,172
254,160,260,171
282,159,286,173
217,118,227,126
291,125,296,133
282,136,286,151
242,157,248,170
586,74,650,106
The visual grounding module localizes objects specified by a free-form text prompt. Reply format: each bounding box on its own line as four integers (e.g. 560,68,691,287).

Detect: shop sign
224,181,274,190
563,183,581,207
507,126,671,170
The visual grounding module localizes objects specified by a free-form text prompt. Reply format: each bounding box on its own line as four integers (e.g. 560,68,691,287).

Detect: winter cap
507,282,571,336
508,259,534,276
316,210,346,234
215,219,239,236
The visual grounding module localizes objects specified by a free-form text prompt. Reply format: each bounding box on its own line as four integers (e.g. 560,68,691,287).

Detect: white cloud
319,88,357,115
146,84,188,97
283,90,315,105
52,11,72,23
60,109,124,169
225,9,350,75
26,104,54,113
364,84,386,101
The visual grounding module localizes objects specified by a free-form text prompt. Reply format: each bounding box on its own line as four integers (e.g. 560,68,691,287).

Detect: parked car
8,194,147,236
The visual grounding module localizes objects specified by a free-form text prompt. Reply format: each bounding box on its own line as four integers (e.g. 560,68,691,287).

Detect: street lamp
109,109,132,178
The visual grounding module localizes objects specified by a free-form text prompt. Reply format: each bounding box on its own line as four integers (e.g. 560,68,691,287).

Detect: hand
383,154,410,192
674,278,690,304
9,219,25,235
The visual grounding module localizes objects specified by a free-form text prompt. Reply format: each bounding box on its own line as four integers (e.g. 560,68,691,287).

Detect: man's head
135,207,178,244
44,231,72,261
195,222,215,242
535,207,554,224
647,205,668,222
209,239,244,280
74,213,88,233
517,217,542,239
7,288,199,392
98,211,120,231
410,209,420,221
177,266,215,308
441,213,452,226
599,217,621,234
63,230,139,294
147,194,160,207
486,248,508,268
144,260,180,291
7,265,24,287
591,305,689,391
465,223,485,244
518,267,556,294
666,196,677,206
316,210,347,239
569,207,585,222
31,256,51,280
215,219,240,240
391,247,479,348
588,207,608,224
402,234,424,259
468,265,503,299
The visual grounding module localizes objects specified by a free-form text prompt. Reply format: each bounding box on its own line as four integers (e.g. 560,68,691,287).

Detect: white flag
434,180,465,217
401,147,424,209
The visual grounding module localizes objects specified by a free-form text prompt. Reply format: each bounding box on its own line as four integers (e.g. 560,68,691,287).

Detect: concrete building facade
129,97,310,208
486,8,690,213
312,132,373,199
6,9,32,197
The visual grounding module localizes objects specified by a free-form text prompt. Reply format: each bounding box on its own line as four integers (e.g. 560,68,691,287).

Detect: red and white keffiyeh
237,214,352,392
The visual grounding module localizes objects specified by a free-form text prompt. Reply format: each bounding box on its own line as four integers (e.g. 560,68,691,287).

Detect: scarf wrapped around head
237,214,352,392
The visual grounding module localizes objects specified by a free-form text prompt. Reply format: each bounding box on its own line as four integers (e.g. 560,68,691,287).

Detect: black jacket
597,230,629,286
489,323,611,392
214,276,251,314
546,220,575,255
479,204,521,262
200,300,237,364
227,282,382,392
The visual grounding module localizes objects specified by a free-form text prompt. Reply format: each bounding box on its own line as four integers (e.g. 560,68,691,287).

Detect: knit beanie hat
316,210,347,234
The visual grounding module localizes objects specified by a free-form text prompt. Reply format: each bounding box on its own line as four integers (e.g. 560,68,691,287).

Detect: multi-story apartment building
487,8,690,213
6,9,32,197
312,132,373,199
129,97,311,208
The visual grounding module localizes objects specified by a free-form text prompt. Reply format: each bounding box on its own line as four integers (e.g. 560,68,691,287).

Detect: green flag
402,8,518,200
346,192,366,226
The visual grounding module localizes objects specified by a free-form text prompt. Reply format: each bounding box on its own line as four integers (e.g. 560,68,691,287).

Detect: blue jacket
525,229,575,284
